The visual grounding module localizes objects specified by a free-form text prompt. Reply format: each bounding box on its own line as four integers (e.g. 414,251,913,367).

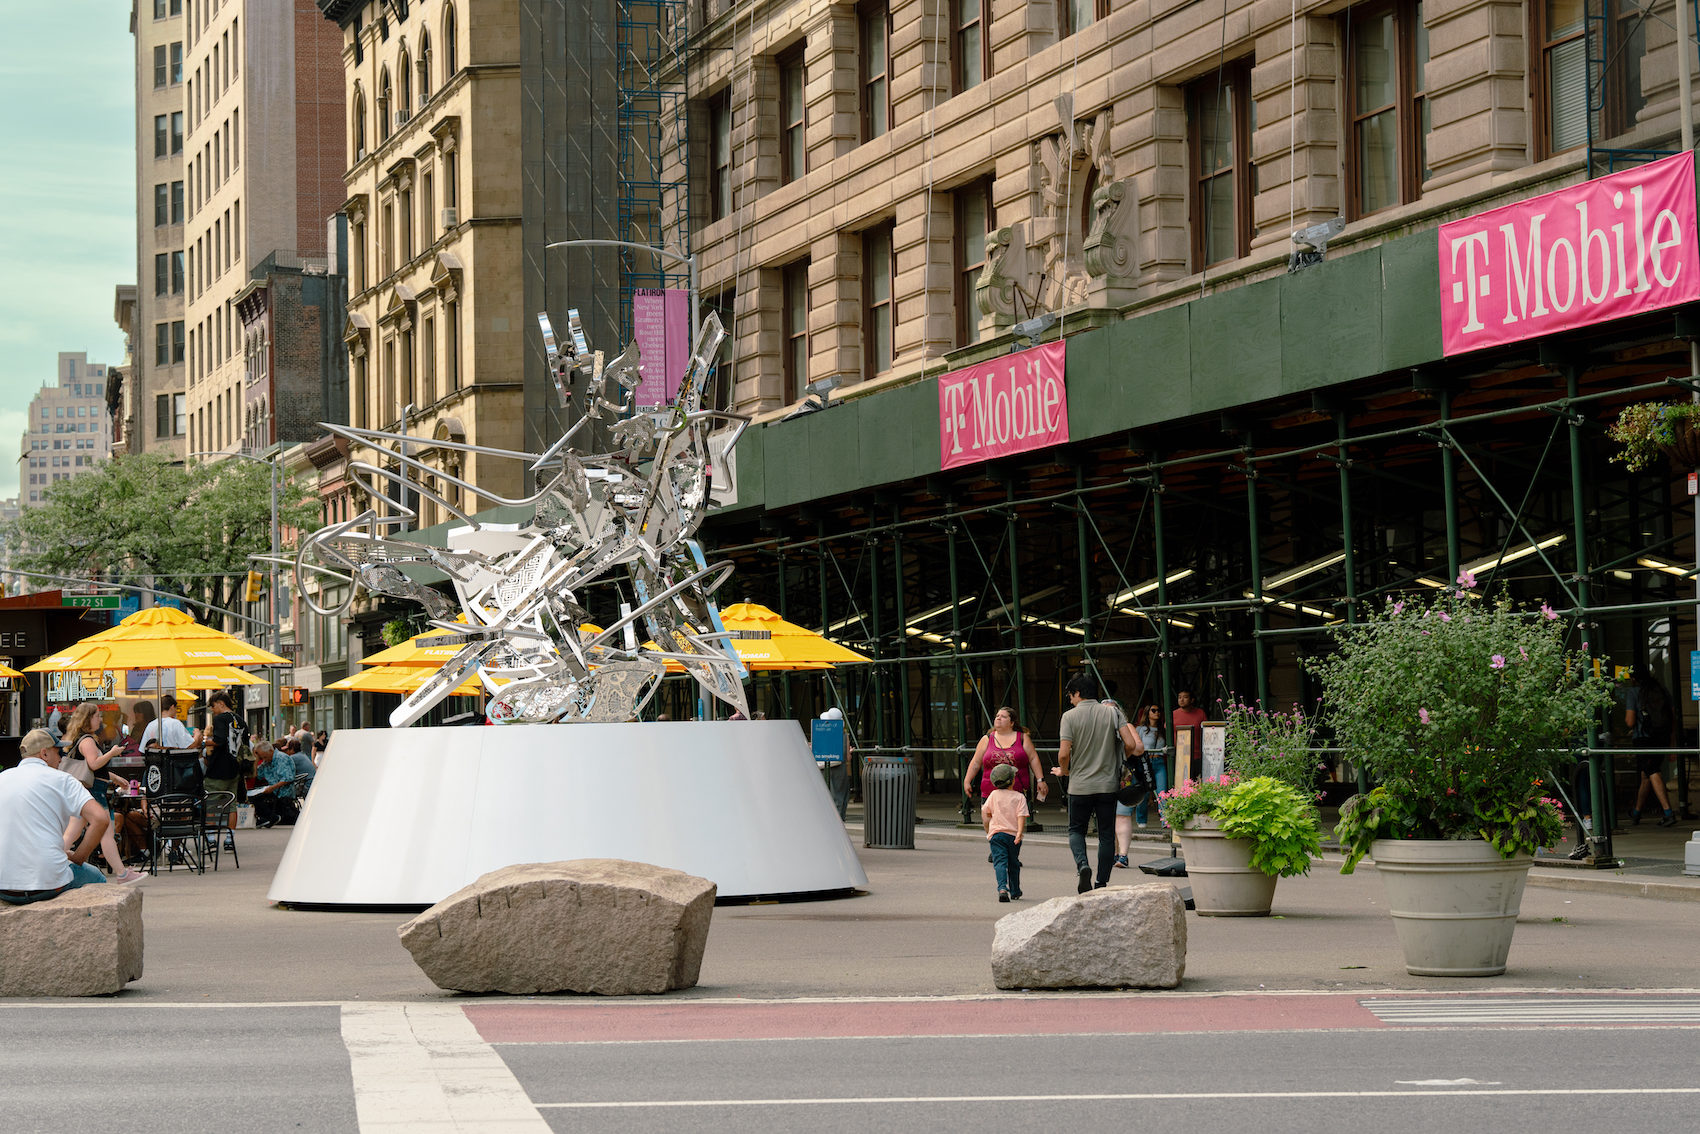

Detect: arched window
443,4,458,76
398,50,412,116
418,31,432,102
352,86,367,157
378,68,392,142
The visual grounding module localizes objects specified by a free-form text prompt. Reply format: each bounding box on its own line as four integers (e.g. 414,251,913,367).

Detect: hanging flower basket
1608,401,1700,471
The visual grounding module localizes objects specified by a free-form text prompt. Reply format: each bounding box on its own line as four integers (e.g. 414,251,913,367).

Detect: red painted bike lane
466,993,1385,1044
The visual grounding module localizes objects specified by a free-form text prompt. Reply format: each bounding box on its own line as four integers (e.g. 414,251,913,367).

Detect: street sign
63,595,121,610
811,719,846,767
1691,651,1699,701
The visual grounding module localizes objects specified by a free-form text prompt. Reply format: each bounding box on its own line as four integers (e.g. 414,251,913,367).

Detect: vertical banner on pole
633,288,693,407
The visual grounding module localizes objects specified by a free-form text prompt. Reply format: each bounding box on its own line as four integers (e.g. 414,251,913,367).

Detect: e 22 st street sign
62,595,121,610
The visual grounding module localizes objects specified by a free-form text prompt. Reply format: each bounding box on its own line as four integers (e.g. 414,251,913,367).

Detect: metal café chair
201,790,239,870
149,793,206,875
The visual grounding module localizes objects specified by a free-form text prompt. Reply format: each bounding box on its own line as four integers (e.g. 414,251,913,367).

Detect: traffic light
244,570,265,602
284,687,308,706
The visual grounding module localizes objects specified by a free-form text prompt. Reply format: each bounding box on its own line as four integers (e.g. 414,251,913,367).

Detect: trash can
144,747,205,797
862,754,917,849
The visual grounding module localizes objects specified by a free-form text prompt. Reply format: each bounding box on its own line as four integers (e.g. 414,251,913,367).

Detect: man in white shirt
139,695,196,749
0,729,112,904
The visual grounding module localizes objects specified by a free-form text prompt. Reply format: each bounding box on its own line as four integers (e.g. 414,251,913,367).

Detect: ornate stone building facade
318,0,526,521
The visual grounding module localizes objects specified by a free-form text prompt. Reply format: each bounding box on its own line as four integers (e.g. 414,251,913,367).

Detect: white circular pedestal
267,720,869,906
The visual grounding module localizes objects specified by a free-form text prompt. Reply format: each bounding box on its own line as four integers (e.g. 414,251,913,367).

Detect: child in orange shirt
982,761,1029,902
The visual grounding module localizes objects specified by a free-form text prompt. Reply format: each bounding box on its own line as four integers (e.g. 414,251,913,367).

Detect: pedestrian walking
1055,674,1142,893
981,762,1027,902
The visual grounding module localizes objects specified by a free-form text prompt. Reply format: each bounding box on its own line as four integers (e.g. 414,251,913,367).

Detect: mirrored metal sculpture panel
296,310,751,727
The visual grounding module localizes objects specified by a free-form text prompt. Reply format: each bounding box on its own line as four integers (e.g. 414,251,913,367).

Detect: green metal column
947,509,970,823
1336,412,1358,624
1567,367,1610,863
776,547,792,721
1245,453,1269,704
869,532,886,750
1151,466,1175,793
892,504,912,752
1005,481,1029,732
1440,388,1461,581
1075,466,1092,650
817,519,830,717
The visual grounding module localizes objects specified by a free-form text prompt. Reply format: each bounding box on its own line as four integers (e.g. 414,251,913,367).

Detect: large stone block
398,859,716,995
0,885,144,997
991,883,1185,990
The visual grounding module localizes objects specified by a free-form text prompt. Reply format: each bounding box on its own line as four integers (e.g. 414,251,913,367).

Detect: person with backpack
199,691,246,800
1626,667,1678,828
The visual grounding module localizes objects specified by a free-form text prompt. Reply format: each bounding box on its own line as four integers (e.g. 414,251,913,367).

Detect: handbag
63,753,95,789
1115,753,1155,806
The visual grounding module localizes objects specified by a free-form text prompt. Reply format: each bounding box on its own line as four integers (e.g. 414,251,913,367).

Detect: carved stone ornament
1083,178,1137,281
1034,105,1115,310
977,221,1041,327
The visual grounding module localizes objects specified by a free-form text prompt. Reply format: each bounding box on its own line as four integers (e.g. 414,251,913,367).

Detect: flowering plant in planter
1607,400,1700,471
1159,774,1322,878
1219,694,1325,795
1308,573,1612,872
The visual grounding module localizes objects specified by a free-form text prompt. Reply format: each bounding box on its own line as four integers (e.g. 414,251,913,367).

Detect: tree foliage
4,454,321,620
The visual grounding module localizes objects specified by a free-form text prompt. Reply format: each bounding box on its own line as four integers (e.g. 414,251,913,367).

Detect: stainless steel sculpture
295,310,751,727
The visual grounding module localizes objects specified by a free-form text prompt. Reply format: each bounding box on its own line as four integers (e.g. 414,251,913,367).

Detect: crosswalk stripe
535,1087,1700,1109
341,1003,552,1132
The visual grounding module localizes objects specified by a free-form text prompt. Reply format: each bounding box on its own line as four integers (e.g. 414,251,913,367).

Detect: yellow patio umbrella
715,602,872,667
0,661,25,680
326,664,492,697
359,624,467,668
174,665,267,689
25,607,288,672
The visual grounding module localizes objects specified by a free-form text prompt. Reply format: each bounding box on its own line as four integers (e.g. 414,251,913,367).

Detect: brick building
235,240,350,450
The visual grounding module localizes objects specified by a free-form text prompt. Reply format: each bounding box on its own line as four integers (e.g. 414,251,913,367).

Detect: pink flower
1519,646,1528,659
1491,654,1506,669
1457,569,1477,589
1418,708,1430,724
1541,603,1558,620
1439,612,1451,622
1392,601,1405,615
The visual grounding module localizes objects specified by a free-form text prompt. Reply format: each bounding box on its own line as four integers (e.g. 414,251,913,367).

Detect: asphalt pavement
2,804,1698,1133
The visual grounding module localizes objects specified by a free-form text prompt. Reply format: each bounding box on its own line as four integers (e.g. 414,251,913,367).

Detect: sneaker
1630,810,1642,826
1077,866,1093,894
998,889,1010,903
1566,844,1591,861
1010,891,1022,900
1114,855,1129,868
1660,812,1678,827
1093,881,1107,889
115,869,147,884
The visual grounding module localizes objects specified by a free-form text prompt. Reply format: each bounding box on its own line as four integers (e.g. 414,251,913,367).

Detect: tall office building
126,0,189,459
19,355,115,508
182,0,345,457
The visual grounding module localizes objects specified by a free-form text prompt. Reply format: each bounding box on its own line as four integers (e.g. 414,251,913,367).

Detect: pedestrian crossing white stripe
1363,997,1700,1025
535,1087,1700,1109
341,1003,552,1132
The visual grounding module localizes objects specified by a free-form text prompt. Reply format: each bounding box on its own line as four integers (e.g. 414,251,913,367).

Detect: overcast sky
0,7,136,503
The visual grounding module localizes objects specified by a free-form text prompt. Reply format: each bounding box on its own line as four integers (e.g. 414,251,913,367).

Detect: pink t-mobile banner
938,340,1068,470
632,288,691,405
1440,151,1700,356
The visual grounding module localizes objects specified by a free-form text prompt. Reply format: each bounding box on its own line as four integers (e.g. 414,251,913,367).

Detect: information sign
811,718,846,767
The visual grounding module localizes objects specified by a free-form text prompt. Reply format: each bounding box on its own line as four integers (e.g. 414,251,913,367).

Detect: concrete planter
1370,838,1533,976
1176,816,1277,917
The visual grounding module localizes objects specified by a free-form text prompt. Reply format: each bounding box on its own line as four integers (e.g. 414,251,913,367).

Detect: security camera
1011,312,1059,341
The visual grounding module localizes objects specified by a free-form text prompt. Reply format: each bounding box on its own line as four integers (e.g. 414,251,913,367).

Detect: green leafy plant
1607,400,1700,471
1219,693,1324,794
381,618,415,647
1308,575,1610,871
1159,774,1322,878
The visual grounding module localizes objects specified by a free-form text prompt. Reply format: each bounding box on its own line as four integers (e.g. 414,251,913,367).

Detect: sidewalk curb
846,823,1700,903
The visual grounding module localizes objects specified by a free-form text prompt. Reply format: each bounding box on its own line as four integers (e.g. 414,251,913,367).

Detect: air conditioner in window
441,207,457,228
395,109,411,128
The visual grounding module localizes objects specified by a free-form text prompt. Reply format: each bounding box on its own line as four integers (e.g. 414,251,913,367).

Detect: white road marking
1395,1079,1501,1086
535,1087,1700,1110
341,1002,552,1133
1364,996,1700,1025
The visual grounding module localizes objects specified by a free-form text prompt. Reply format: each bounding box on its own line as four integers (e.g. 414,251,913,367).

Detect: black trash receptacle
862,754,917,849
144,747,205,797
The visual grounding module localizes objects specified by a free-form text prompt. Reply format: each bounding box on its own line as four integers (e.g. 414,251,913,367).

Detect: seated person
0,730,113,904
247,741,298,829
287,739,316,796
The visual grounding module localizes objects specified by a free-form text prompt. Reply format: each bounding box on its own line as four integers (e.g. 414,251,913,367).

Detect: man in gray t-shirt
1057,674,1142,893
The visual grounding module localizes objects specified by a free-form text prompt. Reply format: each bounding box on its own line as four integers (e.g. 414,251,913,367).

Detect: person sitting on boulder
0,729,113,905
